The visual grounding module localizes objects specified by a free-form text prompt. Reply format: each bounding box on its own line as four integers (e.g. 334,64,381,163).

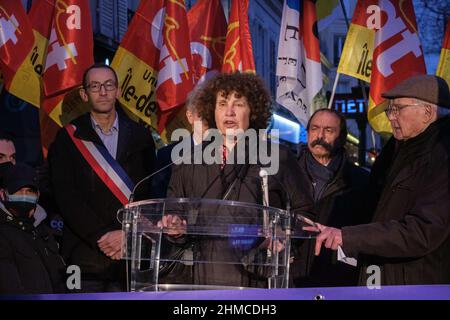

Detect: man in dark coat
161,72,313,288
307,75,450,286
0,163,66,294
293,109,369,287
48,64,156,292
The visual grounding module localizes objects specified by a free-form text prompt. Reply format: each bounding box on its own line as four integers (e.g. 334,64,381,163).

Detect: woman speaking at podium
160,72,313,288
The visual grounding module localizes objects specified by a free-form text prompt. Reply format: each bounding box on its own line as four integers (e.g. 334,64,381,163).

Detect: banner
437,21,450,87
222,0,255,73
276,0,322,126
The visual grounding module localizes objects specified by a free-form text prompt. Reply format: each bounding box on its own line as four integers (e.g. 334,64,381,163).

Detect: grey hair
186,84,204,113
413,99,450,119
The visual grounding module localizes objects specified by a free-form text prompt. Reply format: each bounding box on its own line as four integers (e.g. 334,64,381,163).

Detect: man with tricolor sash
48,64,156,292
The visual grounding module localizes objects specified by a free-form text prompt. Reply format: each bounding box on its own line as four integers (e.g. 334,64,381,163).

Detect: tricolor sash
66,124,134,205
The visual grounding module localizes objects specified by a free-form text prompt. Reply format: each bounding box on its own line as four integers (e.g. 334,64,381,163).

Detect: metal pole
339,0,373,159
328,72,341,109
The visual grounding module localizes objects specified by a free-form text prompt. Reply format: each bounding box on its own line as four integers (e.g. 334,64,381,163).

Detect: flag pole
328,0,350,110
328,0,351,110
327,72,340,109
339,0,368,105
338,0,376,150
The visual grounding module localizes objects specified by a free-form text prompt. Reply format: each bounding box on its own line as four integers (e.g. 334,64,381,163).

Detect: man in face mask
291,108,370,288
0,132,16,192
1,163,39,219
0,133,47,227
0,163,66,294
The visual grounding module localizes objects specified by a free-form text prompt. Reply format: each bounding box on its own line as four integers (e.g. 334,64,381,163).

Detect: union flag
187,0,227,84
0,1,36,106
222,0,255,73
111,0,193,137
337,0,425,133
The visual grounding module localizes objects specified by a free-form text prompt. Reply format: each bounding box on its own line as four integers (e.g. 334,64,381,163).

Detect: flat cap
381,75,450,109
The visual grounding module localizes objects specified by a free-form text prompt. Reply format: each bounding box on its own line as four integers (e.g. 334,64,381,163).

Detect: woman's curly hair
195,72,272,130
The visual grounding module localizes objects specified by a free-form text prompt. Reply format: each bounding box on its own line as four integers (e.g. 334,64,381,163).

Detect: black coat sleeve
342,143,450,259
0,233,25,294
278,149,314,218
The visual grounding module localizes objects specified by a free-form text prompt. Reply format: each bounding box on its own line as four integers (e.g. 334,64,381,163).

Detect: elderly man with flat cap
305,75,450,286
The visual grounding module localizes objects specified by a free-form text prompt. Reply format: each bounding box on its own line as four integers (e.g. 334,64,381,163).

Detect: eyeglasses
385,102,422,117
85,80,117,92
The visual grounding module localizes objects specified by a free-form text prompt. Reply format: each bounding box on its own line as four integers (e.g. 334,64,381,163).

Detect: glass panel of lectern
119,198,315,291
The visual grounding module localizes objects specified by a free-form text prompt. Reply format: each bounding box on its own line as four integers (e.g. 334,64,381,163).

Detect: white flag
276,0,322,126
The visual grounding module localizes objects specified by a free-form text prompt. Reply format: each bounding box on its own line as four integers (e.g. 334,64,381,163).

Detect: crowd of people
0,63,449,294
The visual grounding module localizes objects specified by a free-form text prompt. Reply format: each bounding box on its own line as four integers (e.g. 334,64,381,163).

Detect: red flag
187,0,227,84
157,0,194,133
0,1,35,92
112,0,194,136
41,0,93,118
29,0,93,155
222,0,255,73
368,0,426,133
111,0,163,134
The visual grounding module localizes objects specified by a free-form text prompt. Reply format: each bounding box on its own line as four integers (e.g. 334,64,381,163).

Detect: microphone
128,156,184,203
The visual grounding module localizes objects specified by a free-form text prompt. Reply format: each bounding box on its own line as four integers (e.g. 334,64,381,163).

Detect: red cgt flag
222,0,255,73
368,0,426,133
111,0,194,136
0,1,35,93
187,0,227,84
111,0,164,133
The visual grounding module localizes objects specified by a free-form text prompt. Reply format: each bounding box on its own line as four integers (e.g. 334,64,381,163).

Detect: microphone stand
259,169,273,288
260,169,294,288
128,157,183,204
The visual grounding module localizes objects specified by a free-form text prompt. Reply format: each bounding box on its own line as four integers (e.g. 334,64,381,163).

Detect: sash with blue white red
65,124,135,205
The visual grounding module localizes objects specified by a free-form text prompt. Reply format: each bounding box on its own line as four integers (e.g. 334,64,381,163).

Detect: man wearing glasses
48,63,156,292
305,75,450,286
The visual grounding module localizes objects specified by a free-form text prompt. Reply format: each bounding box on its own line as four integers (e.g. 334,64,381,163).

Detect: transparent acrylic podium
119,198,314,292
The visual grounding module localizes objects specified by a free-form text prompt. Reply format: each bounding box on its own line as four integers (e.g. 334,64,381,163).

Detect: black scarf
305,151,343,202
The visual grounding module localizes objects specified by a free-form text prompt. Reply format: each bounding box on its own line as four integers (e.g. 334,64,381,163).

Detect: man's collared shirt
91,113,119,159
